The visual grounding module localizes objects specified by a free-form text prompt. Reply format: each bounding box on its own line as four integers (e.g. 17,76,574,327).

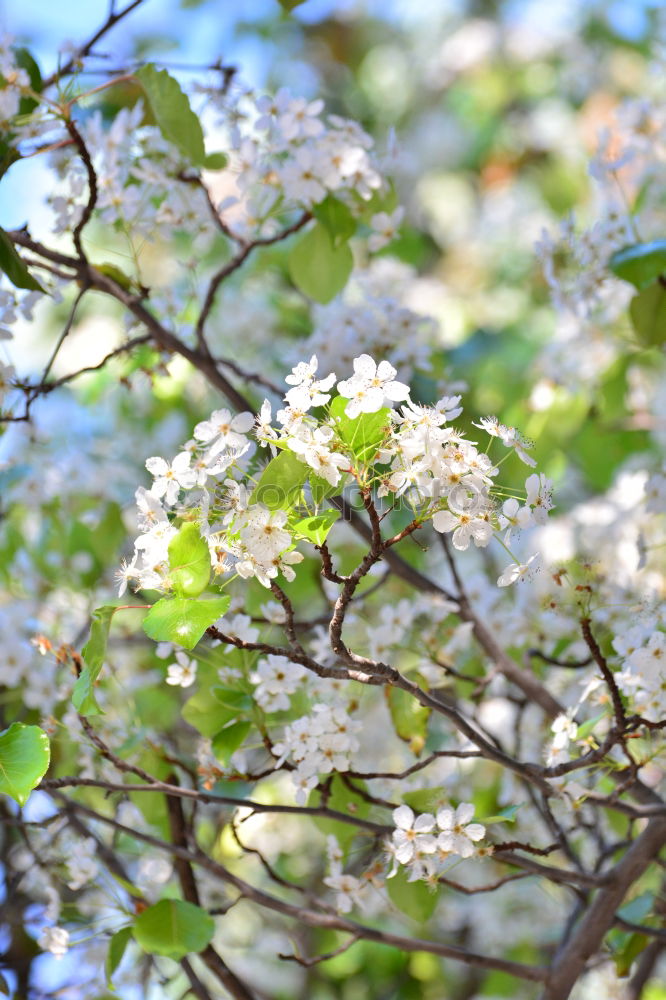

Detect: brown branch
580,617,626,729
542,816,666,1000
48,793,550,984
42,0,148,88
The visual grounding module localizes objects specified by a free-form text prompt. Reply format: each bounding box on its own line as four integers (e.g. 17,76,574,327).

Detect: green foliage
136,64,207,165
182,685,253,738
251,449,308,510
0,227,44,292
309,775,371,856
481,803,521,825
329,396,390,466
132,899,215,959
212,720,252,764
0,723,50,806
608,241,666,289
629,282,666,346
12,46,42,115
72,606,117,716
385,681,430,756
143,595,231,650
106,926,133,985
387,868,438,923
313,195,358,247
288,222,354,304
168,522,211,597
291,510,340,545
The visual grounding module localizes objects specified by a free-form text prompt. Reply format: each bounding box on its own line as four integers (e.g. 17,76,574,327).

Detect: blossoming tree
0,3,664,999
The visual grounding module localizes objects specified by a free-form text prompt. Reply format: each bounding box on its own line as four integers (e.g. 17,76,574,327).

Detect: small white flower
166,650,198,688
38,926,70,959
436,803,485,858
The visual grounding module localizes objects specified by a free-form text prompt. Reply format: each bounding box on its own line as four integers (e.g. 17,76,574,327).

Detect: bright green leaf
403,788,444,814
609,241,666,290
288,222,353,304
251,450,309,510
95,262,136,292
387,868,438,923
291,510,340,545
72,606,116,716
182,687,240,737
202,151,228,170
0,723,50,806
386,682,430,756
309,472,342,505
143,596,230,650
212,721,252,764
481,803,522,825
0,227,44,292
576,710,608,742
309,775,370,856
136,64,206,165
106,926,133,985
13,46,42,116
611,931,649,978
133,899,214,960
329,396,390,465
629,282,666,347
168,522,211,597
313,194,357,247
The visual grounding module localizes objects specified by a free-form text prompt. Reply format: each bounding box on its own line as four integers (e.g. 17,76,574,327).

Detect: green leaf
182,686,242,737
309,472,342,505
72,606,116,716
618,892,655,925
143,596,230,650
133,900,214,960
202,151,228,170
0,971,9,996
609,241,666,289
403,788,443,814
95,262,136,293
610,931,649,978
0,723,50,806
313,194,357,248
106,926,133,985
329,396,390,465
212,721,252,764
168,522,211,597
385,682,430,756
250,450,309,510
288,222,353,304
278,0,308,9
309,775,370,856
576,710,608,742
136,64,206,166
291,510,340,546
387,868,438,923
0,227,44,292
481,803,522,825
12,46,42,116
629,282,666,347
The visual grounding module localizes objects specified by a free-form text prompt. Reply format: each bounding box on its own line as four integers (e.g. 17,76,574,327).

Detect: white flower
240,505,292,561
193,408,254,459
146,452,197,505
38,926,70,959
436,803,485,858
368,207,404,253
391,805,437,864
166,650,198,687
432,508,493,550
497,553,541,587
284,355,336,410
337,354,410,418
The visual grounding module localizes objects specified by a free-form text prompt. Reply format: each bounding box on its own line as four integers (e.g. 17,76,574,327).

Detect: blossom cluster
390,803,487,881
119,351,553,601
271,704,362,803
